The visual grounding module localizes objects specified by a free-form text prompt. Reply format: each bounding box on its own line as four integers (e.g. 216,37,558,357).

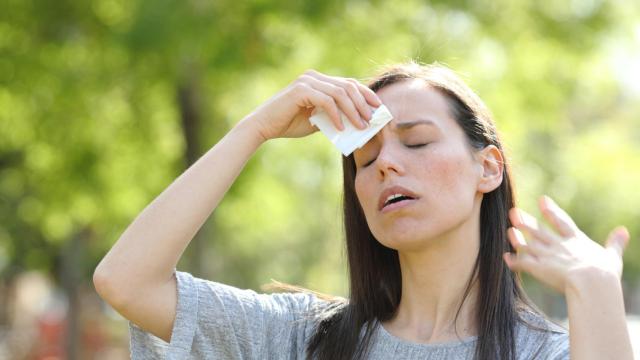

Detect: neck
382,202,481,344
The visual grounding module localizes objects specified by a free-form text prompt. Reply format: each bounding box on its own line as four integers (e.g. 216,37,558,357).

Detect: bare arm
93,117,266,341
94,117,264,289
93,70,382,342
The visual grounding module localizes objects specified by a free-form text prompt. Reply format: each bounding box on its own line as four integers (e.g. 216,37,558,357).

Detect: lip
378,185,420,211
381,198,418,214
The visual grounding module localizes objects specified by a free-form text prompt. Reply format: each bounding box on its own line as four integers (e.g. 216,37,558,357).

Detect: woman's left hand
503,195,630,294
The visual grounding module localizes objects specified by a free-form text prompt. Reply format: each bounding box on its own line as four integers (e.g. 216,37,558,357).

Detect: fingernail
513,228,526,246
615,227,629,239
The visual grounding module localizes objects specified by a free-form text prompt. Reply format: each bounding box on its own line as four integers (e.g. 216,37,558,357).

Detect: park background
1,0,639,358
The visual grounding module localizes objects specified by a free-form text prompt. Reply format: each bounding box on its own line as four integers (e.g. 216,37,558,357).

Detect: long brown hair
305,62,541,360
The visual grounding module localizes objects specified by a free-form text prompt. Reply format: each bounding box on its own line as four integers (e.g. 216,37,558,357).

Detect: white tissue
309,104,393,156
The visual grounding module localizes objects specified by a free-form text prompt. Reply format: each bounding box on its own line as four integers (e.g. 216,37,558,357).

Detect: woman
94,62,634,359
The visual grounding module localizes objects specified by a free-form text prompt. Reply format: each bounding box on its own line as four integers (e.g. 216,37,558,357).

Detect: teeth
385,193,406,205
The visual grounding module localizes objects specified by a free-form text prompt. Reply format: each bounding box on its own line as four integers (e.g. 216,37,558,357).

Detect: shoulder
515,309,569,360
130,270,336,359
175,270,336,332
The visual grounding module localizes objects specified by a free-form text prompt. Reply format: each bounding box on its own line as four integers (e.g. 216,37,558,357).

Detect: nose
375,143,405,180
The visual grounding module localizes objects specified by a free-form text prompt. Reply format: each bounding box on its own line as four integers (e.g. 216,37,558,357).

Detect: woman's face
353,79,484,251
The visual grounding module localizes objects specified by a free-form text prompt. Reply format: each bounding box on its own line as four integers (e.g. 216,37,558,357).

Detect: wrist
565,267,622,299
234,113,270,146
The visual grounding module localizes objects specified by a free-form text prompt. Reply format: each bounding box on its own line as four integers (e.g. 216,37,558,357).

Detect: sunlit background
1,0,639,358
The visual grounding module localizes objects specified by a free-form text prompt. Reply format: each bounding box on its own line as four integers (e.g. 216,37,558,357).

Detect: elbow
93,265,132,310
92,266,110,300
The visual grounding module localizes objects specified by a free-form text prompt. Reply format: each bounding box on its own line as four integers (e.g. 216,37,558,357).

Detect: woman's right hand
246,69,383,142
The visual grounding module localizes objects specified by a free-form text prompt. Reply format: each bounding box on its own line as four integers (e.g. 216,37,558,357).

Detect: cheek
424,148,477,200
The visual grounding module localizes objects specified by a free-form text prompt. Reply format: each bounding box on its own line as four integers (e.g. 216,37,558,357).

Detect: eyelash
361,143,429,167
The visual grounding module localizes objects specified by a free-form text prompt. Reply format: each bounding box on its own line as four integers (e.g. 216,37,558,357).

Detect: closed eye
406,143,428,149
360,143,429,168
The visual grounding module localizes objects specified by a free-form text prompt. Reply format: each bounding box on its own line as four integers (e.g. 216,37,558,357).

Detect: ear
475,145,504,194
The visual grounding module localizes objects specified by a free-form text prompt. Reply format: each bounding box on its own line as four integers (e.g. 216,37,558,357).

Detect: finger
340,79,373,121
344,77,383,111
508,228,549,258
304,70,377,122
509,207,560,245
302,75,367,129
605,226,630,258
503,252,538,274
538,196,579,237
347,78,383,107
507,227,527,252
295,83,343,131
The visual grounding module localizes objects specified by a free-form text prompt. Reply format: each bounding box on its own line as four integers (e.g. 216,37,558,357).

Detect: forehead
376,79,451,124
352,80,463,159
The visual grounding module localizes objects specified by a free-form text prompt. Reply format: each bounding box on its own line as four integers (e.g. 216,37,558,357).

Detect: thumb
605,226,630,258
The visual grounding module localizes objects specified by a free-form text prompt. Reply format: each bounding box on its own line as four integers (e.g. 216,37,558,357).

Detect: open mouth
383,194,416,209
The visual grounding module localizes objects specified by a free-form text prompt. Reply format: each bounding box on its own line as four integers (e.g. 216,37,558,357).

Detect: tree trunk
177,69,206,276
60,228,87,360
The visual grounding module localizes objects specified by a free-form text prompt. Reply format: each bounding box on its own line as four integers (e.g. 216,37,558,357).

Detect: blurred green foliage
1,0,639,305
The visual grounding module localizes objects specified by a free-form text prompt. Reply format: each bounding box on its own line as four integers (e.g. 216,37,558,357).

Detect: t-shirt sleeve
544,331,570,360
516,311,570,360
129,270,327,360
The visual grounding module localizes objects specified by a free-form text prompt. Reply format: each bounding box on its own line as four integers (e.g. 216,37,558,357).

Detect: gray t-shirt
129,271,569,359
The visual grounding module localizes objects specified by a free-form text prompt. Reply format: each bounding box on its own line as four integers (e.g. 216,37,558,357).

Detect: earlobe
477,145,504,193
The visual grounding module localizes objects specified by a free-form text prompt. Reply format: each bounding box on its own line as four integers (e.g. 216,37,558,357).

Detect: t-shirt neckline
375,319,479,349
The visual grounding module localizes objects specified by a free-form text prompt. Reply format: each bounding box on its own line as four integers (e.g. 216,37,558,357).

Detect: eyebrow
361,118,440,150
393,119,438,130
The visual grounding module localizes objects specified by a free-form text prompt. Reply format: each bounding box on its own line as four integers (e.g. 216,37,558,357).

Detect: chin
372,226,433,252
376,237,431,253
371,216,461,252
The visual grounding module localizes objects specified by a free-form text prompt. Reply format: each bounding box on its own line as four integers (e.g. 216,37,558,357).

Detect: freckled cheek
421,153,470,194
